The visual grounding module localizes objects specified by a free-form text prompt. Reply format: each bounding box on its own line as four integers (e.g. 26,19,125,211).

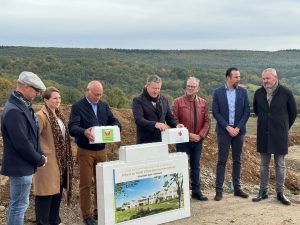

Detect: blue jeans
176,141,203,193
7,175,33,225
215,133,244,192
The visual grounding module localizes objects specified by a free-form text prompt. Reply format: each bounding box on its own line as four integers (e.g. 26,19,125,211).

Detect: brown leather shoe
234,189,249,198
214,192,222,201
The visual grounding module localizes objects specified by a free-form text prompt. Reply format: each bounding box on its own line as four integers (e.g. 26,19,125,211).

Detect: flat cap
17,71,46,91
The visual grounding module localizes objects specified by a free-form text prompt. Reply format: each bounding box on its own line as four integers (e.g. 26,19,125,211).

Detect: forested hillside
1,46,300,109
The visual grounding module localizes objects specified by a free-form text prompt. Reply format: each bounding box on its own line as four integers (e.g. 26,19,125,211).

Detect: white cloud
1,0,300,50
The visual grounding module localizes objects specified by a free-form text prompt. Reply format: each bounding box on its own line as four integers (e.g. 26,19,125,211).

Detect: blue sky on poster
1,0,300,50
115,175,176,207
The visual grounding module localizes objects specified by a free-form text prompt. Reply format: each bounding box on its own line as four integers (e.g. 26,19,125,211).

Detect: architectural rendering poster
113,161,185,223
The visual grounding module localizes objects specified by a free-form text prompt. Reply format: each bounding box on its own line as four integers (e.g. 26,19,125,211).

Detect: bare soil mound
1,107,300,224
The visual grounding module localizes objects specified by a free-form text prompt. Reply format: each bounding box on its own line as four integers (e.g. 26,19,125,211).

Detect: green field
115,199,183,223
210,116,300,135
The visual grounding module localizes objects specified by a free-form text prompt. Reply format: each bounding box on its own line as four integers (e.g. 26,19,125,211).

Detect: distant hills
2,46,300,68
0,46,300,109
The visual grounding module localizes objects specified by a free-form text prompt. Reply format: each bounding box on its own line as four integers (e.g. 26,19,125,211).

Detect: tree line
0,47,300,111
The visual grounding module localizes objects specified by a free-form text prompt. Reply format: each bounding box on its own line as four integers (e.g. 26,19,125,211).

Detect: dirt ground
164,144,300,225
163,190,300,225
1,107,300,225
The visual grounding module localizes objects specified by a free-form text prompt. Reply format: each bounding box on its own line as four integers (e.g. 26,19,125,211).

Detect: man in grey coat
252,68,297,205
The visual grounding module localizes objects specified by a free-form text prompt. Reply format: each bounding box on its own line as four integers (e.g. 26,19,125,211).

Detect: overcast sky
1,0,300,50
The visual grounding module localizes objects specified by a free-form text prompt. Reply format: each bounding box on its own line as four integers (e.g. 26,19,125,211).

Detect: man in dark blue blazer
1,71,47,225
212,67,250,201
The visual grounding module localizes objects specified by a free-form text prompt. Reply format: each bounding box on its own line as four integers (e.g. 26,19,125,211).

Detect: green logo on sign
102,129,114,142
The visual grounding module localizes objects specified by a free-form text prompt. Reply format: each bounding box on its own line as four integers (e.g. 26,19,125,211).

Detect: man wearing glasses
1,71,47,225
212,67,250,201
172,77,210,201
68,80,121,225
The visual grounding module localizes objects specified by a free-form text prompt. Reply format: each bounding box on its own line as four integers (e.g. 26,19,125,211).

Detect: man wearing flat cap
1,71,47,225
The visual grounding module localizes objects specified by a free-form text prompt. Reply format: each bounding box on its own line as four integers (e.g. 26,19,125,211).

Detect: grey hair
187,76,200,86
262,68,277,77
146,75,162,84
86,80,102,90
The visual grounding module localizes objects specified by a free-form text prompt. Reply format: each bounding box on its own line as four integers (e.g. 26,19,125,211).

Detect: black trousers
35,187,63,225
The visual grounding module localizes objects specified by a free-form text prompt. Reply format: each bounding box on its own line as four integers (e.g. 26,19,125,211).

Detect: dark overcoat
132,93,178,144
1,92,45,176
253,84,297,155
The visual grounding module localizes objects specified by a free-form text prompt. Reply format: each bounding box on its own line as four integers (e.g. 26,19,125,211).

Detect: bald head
86,80,103,104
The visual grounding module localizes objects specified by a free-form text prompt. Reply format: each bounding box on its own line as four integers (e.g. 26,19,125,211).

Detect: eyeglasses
30,86,41,93
186,85,197,89
90,90,103,98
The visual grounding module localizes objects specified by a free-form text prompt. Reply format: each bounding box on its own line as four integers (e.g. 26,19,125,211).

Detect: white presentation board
96,143,191,225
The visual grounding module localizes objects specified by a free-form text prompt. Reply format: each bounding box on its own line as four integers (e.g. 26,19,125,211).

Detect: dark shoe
83,216,97,225
93,209,98,220
277,193,291,205
93,211,98,220
214,192,222,201
93,214,98,220
234,189,249,198
252,190,268,202
192,192,208,201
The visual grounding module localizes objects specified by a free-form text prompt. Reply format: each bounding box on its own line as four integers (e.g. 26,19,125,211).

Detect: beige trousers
77,147,107,219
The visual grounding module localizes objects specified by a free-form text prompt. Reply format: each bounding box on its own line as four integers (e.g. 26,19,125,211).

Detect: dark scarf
142,88,163,120
13,90,37,123
142,88,159,102
45,104,73,205
13,90,32,108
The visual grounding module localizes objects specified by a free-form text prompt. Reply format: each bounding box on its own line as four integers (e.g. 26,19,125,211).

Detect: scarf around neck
44,104,73,205
13,90,32,108
13,90,38,125
142,88,160,102
264,80,279,106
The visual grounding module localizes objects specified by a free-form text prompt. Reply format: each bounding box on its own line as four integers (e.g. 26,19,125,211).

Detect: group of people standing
0,66,297,225
132,67,297,206
212,67,296,205
1,74,121,225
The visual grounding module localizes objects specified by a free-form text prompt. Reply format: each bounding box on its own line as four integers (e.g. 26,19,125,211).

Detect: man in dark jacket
252,68,297,205
132,75,183,144
173,77,210,201
1,71,47,225
212,67,250,201
68,80,121,225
